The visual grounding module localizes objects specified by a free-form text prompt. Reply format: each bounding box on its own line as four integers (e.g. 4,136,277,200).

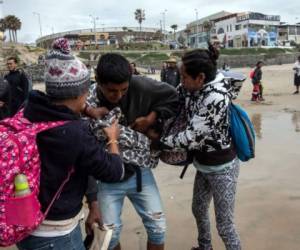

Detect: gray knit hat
45,38,90,99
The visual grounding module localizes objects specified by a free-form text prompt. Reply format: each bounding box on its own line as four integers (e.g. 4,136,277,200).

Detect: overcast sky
1,0,299,43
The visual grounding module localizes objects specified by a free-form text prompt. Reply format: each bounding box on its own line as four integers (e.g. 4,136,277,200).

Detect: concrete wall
218,52,300,68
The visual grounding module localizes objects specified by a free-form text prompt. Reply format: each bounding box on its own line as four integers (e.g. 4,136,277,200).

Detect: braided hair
181,43,219,83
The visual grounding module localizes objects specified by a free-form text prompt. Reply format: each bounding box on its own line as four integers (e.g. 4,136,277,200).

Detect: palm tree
134,9,145,34
203,20,213,42
170,24,178,40
4,15,21,43
13,17,21,42
0,18,6,32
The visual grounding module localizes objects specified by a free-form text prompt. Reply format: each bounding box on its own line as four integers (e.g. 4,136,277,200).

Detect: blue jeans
98,168,166,249
17,224,85,250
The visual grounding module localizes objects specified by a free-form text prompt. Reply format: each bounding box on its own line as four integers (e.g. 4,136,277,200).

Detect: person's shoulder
130,75,156,88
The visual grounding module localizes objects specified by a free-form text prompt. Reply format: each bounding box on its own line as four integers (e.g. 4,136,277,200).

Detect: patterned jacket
89,107,157,168
162,73,238,154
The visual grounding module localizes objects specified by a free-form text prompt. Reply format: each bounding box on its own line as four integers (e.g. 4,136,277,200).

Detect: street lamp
89,15,99,48
33,12,42,37
194,9,198,20
33,12,43,48
161,9,167,42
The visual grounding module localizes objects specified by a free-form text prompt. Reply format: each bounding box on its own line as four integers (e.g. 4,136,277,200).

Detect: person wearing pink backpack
0,38,124,250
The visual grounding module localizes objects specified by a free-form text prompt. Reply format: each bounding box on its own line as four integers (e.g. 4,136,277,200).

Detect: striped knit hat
45,38,90,99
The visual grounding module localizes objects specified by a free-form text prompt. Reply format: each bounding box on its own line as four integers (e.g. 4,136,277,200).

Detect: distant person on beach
251,61,264,101
292,56,300,94
160,57,181,88
130,62,140,75
160,45,242,250
222,62,230,71
4,56,30,116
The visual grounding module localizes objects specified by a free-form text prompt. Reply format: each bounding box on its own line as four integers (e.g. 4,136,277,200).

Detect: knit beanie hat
45,38,90,99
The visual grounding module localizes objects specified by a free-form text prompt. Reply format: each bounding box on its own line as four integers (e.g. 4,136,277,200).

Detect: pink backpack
0,110,72,246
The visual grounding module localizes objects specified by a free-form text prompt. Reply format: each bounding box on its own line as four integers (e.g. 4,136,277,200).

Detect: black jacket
252,67,262,84
87,76,179,196
0,77,10,119
5,69,30,116
161,67,181,88
24,91,124,220
89,76,179,124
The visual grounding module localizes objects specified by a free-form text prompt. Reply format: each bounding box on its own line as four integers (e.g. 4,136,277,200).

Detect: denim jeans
17,224,85,250
98,168,166,249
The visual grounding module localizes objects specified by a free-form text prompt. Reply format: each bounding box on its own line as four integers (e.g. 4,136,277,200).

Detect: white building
278,23,300,45
213,12,280,48
186,11,231,48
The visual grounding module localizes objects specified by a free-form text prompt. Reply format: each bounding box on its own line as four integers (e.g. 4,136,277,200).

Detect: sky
1,0,300,43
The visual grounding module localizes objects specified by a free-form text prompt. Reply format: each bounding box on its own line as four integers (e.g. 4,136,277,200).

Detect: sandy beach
2,63,300,250
112,63,300,250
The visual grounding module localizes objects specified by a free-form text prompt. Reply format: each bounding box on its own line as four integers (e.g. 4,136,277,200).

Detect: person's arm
161,68,166,82
85,176,102,235
130,111,157,133
78,122,124,182
176,68,181,87
145,77,179,120
20,71,30,100
161,93,230,150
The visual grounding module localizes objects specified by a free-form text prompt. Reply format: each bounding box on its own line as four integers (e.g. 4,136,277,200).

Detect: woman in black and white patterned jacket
161,45,241,250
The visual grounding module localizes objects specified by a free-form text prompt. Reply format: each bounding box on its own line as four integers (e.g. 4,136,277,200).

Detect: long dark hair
181,43,219,83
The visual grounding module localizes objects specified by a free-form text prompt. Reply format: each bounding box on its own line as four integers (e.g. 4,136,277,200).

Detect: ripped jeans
98,168,166,249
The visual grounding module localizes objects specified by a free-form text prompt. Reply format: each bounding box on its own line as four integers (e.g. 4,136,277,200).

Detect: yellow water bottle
14,174,31,197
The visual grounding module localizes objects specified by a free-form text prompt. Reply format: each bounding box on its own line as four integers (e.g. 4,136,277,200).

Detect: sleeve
162,92,230,150
85,176,98,203
77,125,124,182
176,69,181,87
20,71,30,100
143,77,179,120
160,68,166,82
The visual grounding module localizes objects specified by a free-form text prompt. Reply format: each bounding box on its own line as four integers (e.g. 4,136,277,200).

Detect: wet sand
2,64,300,250
119,64,300,250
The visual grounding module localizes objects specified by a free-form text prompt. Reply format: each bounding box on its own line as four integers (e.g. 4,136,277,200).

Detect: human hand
85,106,109,119
130,112,157,133
146,128,160,141
85,201,103,235
0,101,5,108
103,119,120,141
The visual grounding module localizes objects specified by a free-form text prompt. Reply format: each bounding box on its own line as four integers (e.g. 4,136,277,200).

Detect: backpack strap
14,109,67,134
44,167,75,217
179,164,189,179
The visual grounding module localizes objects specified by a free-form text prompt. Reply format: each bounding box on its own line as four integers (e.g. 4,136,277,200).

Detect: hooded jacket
23,91,124,220
162,73,238,165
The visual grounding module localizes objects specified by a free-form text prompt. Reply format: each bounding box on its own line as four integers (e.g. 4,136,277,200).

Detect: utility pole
194,9,199,47
33,12,43,48
89,15,99,48
161,9,167,42
33,12,42,37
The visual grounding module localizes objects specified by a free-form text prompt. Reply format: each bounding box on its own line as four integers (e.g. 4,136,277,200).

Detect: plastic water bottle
14,174,31,197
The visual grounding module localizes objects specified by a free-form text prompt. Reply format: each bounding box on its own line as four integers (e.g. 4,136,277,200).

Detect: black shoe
293,91,299,94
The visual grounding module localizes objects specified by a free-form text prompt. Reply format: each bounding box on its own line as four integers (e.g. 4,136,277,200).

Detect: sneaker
293,91,299,94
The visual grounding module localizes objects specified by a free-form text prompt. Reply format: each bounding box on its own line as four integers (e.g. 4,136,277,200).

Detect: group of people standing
1,38,243,250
